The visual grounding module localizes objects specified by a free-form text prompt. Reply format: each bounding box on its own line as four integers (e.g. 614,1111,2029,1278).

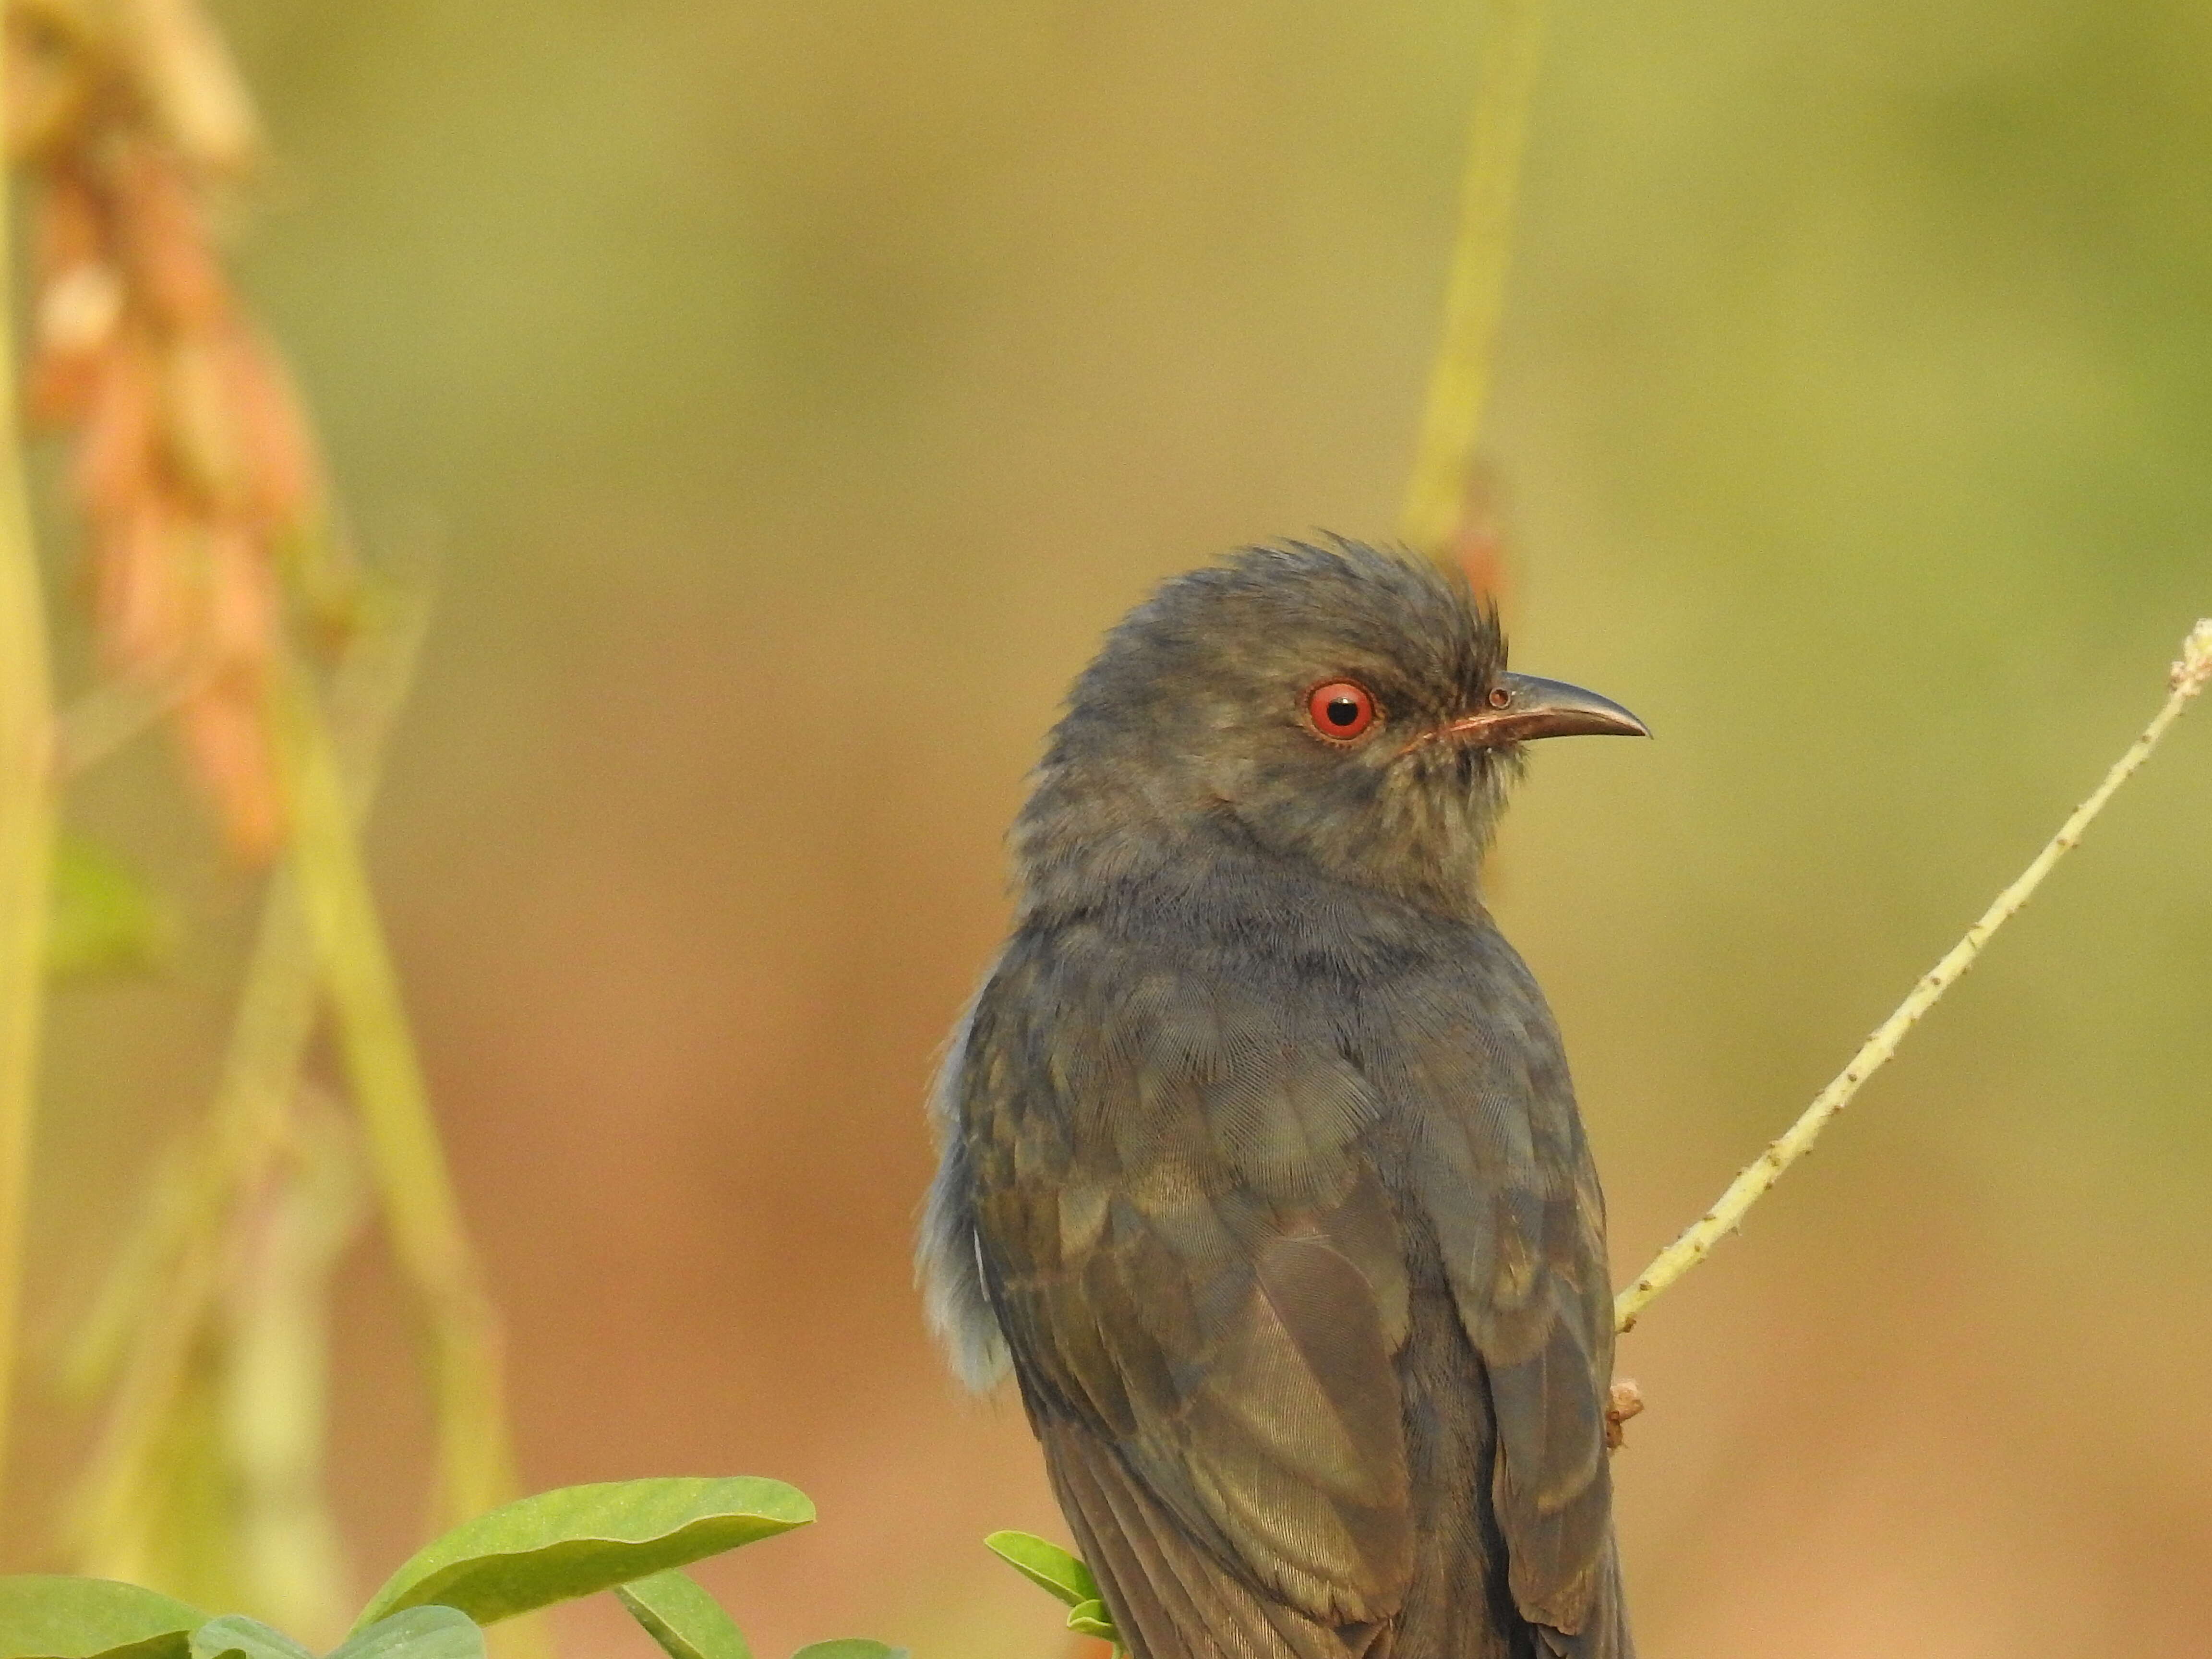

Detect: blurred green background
15,0,2212,1655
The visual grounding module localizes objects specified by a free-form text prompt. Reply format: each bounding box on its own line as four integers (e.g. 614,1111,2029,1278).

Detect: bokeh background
12,1,2212,1656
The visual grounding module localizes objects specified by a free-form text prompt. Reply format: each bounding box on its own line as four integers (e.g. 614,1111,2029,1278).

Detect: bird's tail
1041,1417,1384,1659
1037,1416,1633,1659
1531,1540,1633,1659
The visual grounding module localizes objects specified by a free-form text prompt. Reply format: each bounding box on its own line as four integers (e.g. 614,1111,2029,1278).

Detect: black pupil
1324,697,1360,727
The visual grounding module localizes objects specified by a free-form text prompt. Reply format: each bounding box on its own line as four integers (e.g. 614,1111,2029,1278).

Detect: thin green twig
66,582,433,1400
67,585,432,1619
0,57,57,1501
268,640,517,1528
1399,0,1548,562
225,1088,366,1646
54,670,201,779
65,1216,225,1587
1616,620,2212,1332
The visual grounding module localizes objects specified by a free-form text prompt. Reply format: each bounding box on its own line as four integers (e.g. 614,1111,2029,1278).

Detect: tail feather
1032,1287,1633,1659
1532,1541,1633,1659
1043,1418,1370,1659
1050,1423,1229,1659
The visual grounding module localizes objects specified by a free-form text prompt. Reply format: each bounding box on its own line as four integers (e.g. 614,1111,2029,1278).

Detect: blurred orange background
12,2,2212,1657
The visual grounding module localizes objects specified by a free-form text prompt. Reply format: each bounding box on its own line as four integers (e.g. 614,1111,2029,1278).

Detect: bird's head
1014,540,1647,919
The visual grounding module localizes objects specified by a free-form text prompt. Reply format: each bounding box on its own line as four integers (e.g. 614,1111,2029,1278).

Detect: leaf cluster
982,1533,1120,1653
0,1479,902,1659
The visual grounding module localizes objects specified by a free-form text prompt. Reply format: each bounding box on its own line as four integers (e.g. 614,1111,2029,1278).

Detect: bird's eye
1487,685,1512,709
1305,680,1377,741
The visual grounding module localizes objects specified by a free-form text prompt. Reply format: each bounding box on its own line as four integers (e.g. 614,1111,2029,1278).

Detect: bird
919,540,1645,1659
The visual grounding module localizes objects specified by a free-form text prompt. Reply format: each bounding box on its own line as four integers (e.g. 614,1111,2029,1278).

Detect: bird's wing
1378,943,1618,1640
960,930,1416,1646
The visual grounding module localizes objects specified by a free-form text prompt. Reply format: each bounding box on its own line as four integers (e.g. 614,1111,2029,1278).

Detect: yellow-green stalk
268,653,516,1529
0,56,57,1499
1399,0,1549,562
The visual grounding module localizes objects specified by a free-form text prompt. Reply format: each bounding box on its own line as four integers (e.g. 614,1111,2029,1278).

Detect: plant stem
66,585,433,1620
268,646,516,1526
0,67,57,1500
68,585,429,1391
66,1218,225,1587
225,1091,364,1647
1399,0,1549,562
1615,620,2212,1332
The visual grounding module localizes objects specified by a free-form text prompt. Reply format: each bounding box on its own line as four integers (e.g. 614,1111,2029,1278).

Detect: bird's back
926,854,1633,1659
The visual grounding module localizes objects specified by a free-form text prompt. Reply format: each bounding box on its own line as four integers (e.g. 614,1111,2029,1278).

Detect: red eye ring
1306,680,1378,742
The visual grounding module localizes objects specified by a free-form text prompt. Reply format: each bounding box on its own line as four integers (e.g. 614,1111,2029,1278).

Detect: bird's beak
1415,673,1650,752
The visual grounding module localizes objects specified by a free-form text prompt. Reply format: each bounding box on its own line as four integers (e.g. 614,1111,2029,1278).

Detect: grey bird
920,541,1645,1659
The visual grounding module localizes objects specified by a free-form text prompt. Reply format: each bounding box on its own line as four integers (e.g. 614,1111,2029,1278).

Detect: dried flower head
10,0,335,858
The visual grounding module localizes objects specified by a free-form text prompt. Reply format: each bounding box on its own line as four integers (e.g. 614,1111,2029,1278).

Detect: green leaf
789,1643,905,1659
1064,1601,1118,1643
186,1618,312,1659
353,1479,814,1633
46,833,170,980
328,1609,484,1659
982,1533,1099,1610
613,1571,751,1659
0,1577,205,1659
